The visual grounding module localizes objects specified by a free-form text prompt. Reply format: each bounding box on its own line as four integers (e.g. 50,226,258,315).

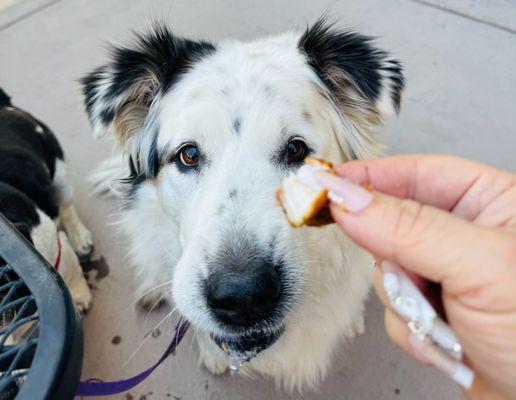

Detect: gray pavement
1,1,515,399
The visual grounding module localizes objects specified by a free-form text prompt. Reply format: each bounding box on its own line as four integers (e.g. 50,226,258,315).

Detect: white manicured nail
381,261,462,358
313,171,373,212
408,333,474,389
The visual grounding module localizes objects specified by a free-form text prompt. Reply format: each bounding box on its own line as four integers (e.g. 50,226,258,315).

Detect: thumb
314,171,513,295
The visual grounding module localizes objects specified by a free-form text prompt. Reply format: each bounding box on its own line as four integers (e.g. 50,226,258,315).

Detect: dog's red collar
54,230,62,270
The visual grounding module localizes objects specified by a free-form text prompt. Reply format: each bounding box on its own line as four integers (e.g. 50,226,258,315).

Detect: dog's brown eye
286,139,307,163
179,145,200,166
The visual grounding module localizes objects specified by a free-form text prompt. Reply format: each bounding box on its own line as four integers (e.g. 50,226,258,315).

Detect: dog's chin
211,325,285,363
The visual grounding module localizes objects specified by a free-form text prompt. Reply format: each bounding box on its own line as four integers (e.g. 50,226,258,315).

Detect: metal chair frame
0,213,83,400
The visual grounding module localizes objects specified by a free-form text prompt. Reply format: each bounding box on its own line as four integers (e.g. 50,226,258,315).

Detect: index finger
335,155,513,220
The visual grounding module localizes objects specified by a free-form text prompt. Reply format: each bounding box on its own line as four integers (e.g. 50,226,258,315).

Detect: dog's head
82,18,403,360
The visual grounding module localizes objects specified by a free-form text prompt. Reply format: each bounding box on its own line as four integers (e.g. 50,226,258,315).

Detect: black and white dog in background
0,87,92,315
82,18,404,390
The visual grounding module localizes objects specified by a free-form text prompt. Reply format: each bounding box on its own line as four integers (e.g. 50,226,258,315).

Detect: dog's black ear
299,17,404,123
0,87,12,107
81,25,215,143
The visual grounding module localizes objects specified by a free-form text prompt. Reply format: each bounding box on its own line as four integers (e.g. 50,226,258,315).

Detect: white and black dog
82,18,404,390
0,87,93,315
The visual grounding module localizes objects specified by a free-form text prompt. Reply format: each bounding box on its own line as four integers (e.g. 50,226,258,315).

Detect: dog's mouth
211,325,285,370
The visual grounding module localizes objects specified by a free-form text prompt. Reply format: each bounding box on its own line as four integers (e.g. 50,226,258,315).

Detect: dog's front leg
351,314,365,336
57,231,93,316
197,332,229,375
60,204,94,260
53,159,94,260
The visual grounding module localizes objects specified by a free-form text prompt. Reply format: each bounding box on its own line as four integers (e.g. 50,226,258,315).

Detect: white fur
49,158,93,313
53,159,94,258
31,210,92,314
53,159,74,205
90,31,400,391
87,155,128,197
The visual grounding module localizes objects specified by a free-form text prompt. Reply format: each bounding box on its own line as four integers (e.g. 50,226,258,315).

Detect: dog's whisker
143,292,167,326
122,306,178,368
155,230,181,260
189,326,199,353
144,306,179,340
125,280,174,311
105,219,125,228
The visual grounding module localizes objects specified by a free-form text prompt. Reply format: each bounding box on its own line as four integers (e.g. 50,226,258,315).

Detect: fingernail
408,334,474,389
297,164,321,189
381,261,462,358
382,260,437,325
312,171,373,212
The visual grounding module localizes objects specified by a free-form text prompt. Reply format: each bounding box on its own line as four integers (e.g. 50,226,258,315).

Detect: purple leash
76,319,190,397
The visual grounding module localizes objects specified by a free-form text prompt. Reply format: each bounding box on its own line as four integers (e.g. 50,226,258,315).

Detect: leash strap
76,319,190,396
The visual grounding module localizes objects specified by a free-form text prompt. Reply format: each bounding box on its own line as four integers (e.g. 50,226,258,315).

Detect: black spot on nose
228,188,237,200
233,117,241,135
206,264,281,328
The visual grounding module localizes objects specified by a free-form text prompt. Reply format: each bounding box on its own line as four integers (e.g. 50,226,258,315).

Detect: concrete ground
1,0,515,399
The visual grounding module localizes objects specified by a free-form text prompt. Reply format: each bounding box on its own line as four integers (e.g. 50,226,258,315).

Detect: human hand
311,155,516,399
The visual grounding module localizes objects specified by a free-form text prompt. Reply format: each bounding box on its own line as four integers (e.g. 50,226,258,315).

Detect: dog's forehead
192,33,310,90
156,34,320,148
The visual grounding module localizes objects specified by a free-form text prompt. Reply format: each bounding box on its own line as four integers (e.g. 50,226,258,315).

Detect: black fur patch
0,87,11,107
145,128,161,179
0,89,64,218
0,183,40,244
81,25,216,181
111,26,215,97
124,127,165,200
81,66,108,123
99,107,115,125
38,120,64,177
298,17,404,111
124,155,146,200
384,59,404,110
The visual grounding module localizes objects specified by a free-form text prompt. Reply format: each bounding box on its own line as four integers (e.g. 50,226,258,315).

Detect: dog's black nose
206,265,281,328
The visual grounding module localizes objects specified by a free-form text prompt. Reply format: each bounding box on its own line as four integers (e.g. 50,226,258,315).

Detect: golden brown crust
277,157,374,227
306,203,334,226
276,158,337,228
276,186,332,227
300,188,330,227
275,188,284,207
304,157,334,172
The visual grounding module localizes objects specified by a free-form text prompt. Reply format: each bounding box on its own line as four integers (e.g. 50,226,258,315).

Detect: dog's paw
197,334,228,375
68,224,94,262
199,345,229,375
136,289,169,313
73,282,93,317
352,315,365,336
343,315,365,338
